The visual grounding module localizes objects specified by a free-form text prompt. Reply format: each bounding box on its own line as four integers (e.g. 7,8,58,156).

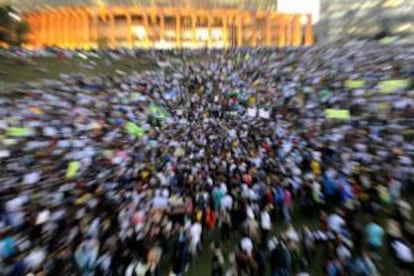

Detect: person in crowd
364,218,385,253
211,242,225,276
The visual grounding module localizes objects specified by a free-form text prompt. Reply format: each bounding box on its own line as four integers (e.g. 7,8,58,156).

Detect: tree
0,5,13,45
11,21,30,46
97,36,109,49
0,5,30,47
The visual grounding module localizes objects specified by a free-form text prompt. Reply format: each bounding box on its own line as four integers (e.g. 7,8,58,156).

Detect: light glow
277,0,320,23
8,12,22,21
132,26,146,40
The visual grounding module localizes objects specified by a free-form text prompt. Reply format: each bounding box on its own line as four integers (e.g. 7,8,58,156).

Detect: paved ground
0,55,157,90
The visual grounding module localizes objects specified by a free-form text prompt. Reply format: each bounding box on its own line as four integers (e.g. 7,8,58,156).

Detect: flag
125,122,145,138
66,161,79,179
149,104,168,120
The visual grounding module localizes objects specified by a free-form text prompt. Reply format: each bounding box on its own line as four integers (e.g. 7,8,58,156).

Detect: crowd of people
1,42,414,276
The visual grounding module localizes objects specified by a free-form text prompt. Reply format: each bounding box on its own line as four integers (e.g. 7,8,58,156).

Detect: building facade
318,0,414,43
23,6,314,49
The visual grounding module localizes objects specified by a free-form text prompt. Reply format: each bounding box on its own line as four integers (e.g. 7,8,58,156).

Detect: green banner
7,127,30,137
66,161,79,179
325,109,351,120
378,80,410,94
345,80,366,89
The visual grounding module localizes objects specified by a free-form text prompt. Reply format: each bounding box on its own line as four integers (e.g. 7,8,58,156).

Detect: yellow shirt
311,160,321,176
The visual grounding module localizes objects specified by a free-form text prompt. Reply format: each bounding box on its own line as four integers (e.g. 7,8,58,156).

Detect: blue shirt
365,223,384,248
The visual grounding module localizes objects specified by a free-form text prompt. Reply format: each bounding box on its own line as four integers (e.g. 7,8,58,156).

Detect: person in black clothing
211,242,225,276
171,226,188,276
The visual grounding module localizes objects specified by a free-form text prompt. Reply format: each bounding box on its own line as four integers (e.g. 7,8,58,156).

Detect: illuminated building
318,0,414,43
17,4,313,49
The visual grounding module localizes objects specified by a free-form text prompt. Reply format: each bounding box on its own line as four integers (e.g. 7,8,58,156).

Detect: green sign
7,127,30,137
378,79,410,94
325,109,351,120
345,80,366,89
66,161,79,179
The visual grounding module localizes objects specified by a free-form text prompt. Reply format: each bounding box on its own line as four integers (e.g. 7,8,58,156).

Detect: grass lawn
0,55,157,89
181,205,409,276
0,54,214,89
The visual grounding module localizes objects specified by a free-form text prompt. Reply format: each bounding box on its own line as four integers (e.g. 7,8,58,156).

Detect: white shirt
25,248,46,269
392,241,413,263
152,196,169,210
221,194,233,211
190,222,202,243
23,172,41,185
241,237,253,256
260,211,271,230
328,214,345,233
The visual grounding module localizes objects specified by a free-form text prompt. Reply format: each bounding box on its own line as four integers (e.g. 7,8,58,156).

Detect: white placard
259,108,270,119
247,108,257,117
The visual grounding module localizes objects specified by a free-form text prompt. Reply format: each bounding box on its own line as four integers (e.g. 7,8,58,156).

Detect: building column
192,13,197,46
304,14,313,46
24,14,34,47
59,11,65,48
44,12,50,46
237,16,242,47
70,10,80,49
160,11,165,42
143,10,150,47
207,14,213,48
251,13,257,47
62,11,70,48
281,16,287,47
89,9,99,49
222,15,228,48
126,10,133,48
265,14,271,47
286,15,292,46
71,11,80,48
45,11,53,46
52,11,60,47
109,10,116,48
82,10,90,49
39,12,47,46
292,14,302,46
52,11,59,46
175,12,181,48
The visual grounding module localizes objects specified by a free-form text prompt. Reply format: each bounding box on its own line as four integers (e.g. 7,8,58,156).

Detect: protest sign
378,79,410,94
7,127,31,137
259,109,270,119
325,109,351,120
345,80,366,89
247,108,257,117
66,161,79,179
